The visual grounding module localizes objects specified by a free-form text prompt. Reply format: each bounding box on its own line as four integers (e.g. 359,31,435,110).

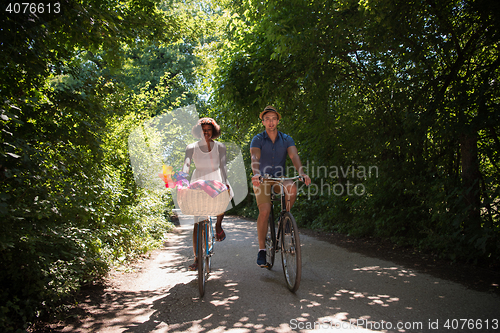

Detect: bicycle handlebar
259,174,305,183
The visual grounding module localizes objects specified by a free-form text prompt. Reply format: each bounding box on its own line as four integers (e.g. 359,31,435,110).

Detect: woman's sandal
188,258,198,271
216,229,226,242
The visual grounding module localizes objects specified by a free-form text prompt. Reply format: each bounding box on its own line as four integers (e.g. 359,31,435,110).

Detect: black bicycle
261,175,304,292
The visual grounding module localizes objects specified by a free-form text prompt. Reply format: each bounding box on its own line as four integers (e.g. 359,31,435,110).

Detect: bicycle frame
264,175,303,251
195,217,214,257
206,217,214,257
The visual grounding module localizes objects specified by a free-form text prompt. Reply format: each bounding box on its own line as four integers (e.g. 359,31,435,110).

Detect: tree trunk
460,132,481,228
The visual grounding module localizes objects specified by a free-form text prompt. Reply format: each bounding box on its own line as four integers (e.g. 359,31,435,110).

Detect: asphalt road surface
54,215,500,333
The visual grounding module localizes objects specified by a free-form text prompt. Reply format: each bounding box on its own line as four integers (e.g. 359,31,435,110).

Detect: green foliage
210,0,500,264
2,0,499,329
0,0,199,330
0,73,176,331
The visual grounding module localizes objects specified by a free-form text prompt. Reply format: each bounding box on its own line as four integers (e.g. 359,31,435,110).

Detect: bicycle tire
280,212,302,292
265,210,276,269
197,221,208,297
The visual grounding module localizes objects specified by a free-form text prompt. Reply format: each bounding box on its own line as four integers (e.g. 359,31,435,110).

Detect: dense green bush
0,0,207,329
1,87,175,331
0,191,173,332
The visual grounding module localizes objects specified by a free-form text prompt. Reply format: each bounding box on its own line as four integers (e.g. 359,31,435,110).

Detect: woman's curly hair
191,117,221,139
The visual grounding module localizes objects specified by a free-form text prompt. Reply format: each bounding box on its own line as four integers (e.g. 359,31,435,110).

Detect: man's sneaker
257,250,267,267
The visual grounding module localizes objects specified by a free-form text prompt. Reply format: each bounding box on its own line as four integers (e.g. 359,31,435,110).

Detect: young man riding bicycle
250,106,311,267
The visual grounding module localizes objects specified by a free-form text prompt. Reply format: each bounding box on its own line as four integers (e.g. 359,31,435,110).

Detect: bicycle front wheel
280,212,302,292
265,211,276,269
197,221,208,297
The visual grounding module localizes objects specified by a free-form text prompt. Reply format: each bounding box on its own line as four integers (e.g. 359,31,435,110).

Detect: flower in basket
172,171,189,188
159,165,190,188
159,165,175,188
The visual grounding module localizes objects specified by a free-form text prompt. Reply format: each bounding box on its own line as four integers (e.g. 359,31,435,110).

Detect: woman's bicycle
195,216,215,297
261,174,304,292
177,184,230,298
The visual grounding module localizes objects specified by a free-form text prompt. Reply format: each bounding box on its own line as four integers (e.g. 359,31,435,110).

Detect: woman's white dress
191,141,224,184
189,141,232,221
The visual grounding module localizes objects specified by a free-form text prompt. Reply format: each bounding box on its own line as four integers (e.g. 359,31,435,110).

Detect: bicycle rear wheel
280,212,301,292
265,211,276,269
197,221,209,297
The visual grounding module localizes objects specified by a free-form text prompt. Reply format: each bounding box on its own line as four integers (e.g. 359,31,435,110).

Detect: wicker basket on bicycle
177,184,230,216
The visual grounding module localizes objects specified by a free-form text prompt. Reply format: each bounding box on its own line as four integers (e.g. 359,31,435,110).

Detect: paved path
55,215,500,332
